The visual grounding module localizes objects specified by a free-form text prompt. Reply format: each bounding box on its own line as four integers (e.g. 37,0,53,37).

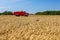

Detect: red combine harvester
13,11,29,16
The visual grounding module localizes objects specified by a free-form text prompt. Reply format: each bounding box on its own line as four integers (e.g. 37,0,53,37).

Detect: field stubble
0,15,60,40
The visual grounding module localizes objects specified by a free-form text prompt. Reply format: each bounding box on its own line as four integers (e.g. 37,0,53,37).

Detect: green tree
2,11,13,15
35,10,60,15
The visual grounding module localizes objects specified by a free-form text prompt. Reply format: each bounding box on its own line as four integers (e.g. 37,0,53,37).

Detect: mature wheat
0,15,60,40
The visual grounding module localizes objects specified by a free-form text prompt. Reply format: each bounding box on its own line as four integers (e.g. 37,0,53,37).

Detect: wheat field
0,15,60,40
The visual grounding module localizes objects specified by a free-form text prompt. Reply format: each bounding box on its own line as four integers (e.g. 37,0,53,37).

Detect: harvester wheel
16,14,20,16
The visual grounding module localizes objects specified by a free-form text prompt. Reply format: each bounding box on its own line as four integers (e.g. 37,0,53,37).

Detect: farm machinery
13,11,29,16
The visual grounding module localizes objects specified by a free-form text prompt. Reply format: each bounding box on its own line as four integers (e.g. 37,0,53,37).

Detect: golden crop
0,15,60,40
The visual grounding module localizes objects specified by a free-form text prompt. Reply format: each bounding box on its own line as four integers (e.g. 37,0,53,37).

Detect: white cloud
0,0,24,4
0,6,6,9
7,0,24,3
0,6,10,9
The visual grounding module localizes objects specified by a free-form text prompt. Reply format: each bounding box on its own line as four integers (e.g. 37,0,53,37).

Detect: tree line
0,10,60,15
35,10,60,15
0,11,13,15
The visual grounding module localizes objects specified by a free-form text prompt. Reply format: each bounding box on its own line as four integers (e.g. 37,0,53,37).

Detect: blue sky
0,0,60,13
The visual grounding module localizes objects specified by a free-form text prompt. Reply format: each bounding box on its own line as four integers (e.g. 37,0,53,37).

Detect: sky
0,0,60,13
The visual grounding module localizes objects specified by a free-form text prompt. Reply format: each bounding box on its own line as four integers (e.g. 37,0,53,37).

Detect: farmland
0,15,60,40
